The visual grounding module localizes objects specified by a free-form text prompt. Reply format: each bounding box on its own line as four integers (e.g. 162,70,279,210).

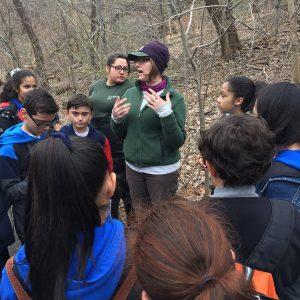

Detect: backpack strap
113,267,137,300
245,199,294,271
5,256,31,300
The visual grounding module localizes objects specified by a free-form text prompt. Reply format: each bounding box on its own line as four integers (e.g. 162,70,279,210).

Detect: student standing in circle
89,54,134,219
134,200,256,300
0,70,37,135
0,136,126,299
216,76,266,115
111,41,186,213
256,82,300,211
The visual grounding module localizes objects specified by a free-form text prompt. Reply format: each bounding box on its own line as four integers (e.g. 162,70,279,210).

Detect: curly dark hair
0,70,36,102
198,114,275,187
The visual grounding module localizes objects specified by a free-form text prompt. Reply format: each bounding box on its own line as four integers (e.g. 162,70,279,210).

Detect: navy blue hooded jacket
257,150,300,211
0,124,46,246
60,124,113,172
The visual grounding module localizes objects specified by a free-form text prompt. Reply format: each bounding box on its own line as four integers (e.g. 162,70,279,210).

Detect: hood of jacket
0,123,43,146
274,149,300,171
3,217,125,300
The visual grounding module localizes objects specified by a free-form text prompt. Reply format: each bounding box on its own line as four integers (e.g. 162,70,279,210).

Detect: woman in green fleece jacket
111,41,186,212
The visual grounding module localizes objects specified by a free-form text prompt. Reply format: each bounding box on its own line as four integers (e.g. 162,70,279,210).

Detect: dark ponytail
226,76,265,113
25,136,109,300
256,81,300,146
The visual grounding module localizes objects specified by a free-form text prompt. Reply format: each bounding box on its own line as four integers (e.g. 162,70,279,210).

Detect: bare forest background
0,0,299,196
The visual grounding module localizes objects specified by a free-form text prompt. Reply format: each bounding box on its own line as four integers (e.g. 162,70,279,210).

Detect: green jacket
89,79,134,118
111,77,186,167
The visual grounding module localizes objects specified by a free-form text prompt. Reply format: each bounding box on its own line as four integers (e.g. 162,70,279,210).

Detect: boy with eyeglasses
0,88,58,271
89,53,134,220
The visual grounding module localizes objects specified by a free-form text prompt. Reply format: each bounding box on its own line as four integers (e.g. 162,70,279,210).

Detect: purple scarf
141,78,167,93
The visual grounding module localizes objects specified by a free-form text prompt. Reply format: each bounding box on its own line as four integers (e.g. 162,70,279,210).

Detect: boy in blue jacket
0,88,59,271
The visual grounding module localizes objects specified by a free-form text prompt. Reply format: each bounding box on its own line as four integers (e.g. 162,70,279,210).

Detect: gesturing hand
144,89,170,112
112,97,131,120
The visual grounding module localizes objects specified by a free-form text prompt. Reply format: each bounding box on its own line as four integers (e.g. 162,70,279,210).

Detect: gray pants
126,165,179,215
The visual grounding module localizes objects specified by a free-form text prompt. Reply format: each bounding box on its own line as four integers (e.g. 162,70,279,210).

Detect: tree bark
205,0,242,61
0,0,22,67
252,0,259,13
90,0,97,69
170,0,210,196
287,0,300,83
60,11,77,92
12,0,49,89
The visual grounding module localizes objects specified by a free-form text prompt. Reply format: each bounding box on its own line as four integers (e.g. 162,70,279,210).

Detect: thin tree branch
192,19,235,58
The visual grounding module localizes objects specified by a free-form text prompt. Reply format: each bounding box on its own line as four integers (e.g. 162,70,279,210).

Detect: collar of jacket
134,76,176,98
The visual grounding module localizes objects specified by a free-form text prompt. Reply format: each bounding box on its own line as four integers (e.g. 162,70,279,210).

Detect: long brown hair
148,58,161,82
133,199,252,300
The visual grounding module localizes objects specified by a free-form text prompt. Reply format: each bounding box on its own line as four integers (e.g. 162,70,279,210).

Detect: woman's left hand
144,89,170,112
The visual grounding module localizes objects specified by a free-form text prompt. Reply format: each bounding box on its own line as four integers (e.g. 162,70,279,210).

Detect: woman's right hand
112,97,131,120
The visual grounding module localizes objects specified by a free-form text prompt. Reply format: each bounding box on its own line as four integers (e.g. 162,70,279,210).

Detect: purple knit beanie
128,41,170,74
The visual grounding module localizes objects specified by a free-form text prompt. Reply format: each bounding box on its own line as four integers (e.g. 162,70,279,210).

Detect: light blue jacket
0,217,126,300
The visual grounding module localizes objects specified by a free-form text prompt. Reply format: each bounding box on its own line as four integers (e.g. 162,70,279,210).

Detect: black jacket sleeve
0,152,27,207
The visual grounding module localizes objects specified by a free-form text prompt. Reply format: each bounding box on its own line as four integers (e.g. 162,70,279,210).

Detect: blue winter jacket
257,150,300,211
0,124,45,246
0,217,126,300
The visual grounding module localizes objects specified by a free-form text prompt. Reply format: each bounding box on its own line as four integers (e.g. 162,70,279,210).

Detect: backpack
0,102,20,135
244,199,299,299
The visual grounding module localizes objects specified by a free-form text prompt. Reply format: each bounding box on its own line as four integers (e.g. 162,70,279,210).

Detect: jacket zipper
137,96,142,165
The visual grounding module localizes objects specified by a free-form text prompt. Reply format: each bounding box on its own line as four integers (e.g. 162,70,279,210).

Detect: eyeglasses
28,113,59,128
110,65,130,73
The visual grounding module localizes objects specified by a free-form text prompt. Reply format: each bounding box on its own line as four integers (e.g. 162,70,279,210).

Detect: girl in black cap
111,41,186,214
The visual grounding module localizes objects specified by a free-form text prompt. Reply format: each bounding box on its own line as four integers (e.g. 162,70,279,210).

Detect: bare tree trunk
60,11,77,92
205,0,242,61
102,0,108,55
158,3,166,42
12,0,49,89
252,0,259,13
288,0,300,83
90,0,97,69
0,0,22,67
170,0,210,196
